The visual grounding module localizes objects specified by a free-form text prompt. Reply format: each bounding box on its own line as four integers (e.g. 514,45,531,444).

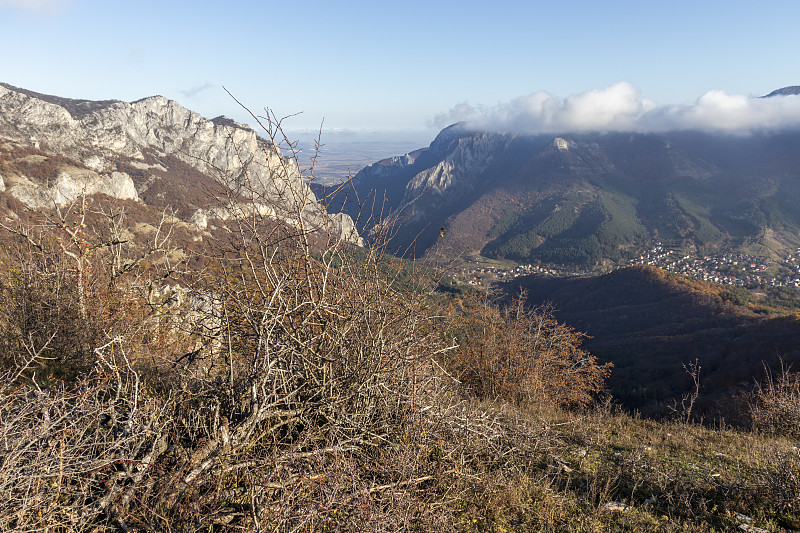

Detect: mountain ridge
0,83,360,243
0,82,122,119
328,121,800,265
763,85,800,97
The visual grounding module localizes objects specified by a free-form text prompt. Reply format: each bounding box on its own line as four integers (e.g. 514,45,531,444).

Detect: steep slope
0,83,359,242
338,123,800,265
321,125,540,255
506,266,800,416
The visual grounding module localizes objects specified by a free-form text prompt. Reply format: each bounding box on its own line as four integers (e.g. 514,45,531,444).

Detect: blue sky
2,0,799,144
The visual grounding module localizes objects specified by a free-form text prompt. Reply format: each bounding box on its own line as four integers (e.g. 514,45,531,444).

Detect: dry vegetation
0,118,799,532
441,292,610,408
743,362,800,439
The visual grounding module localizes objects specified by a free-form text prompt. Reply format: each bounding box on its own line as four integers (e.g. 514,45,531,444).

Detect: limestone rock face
0,85,76,145
328,212,363,245
6,168,139,209
188,203,363,246
404,133,512,200
0,83,360,244
357,151,421,181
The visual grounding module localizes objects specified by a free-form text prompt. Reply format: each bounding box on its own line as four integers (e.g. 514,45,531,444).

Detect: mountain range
324,106,800,267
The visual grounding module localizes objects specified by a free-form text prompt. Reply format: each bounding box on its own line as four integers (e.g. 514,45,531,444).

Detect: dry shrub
0,230,602,530
0,197,178,381
755,446,800,517
0,209,460,530
1,237,120,378
142,242,457,529
0,341,171,532
443,291,611,408
745,361,800,438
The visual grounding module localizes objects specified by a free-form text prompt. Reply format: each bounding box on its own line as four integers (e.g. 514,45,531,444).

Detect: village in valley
452,244,800,290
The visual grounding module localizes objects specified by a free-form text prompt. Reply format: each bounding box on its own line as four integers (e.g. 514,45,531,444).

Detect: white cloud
432,102,481,127
0,0,73,14
433,82,800,135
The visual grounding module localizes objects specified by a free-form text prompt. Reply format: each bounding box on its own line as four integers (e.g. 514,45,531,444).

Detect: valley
451,244,800,290
293,133,435,185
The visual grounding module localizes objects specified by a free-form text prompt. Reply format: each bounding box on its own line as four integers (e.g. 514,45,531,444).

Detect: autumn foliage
442,291,611,408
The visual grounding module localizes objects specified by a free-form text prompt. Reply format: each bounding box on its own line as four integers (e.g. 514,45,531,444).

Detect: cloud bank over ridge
432,82,800,135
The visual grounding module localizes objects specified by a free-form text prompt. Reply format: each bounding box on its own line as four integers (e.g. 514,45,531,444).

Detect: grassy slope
453,402,800,532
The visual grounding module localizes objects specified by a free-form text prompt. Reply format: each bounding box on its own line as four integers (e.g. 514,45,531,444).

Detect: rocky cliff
0,83,360,243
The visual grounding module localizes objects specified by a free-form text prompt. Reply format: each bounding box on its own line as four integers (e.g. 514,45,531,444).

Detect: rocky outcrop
0,83,360,244
4,166,139,209
404,132,513,200
328,212,361,244
358,150,424,180
189,203,362,246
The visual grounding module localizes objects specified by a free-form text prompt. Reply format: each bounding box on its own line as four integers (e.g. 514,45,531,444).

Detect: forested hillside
508,266,800,417
324,127,800,267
